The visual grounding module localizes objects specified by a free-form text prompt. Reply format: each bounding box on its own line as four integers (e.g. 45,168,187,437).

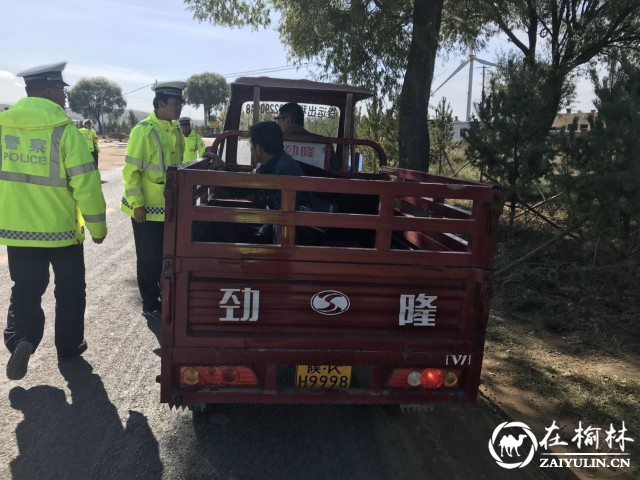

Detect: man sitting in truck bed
210,121,305,206
205,121,321,245
275,103,340,173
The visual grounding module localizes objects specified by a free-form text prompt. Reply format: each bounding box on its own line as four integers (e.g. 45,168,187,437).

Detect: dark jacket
257,150,306,210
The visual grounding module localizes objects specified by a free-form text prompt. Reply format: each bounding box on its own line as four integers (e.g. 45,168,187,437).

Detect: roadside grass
431,143,482,182
441,141,640,475
484,222,640,442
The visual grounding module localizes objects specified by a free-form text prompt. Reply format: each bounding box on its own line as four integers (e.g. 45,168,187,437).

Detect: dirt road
0,156,577,479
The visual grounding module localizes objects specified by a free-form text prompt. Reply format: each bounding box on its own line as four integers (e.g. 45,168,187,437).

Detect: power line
123,83,154,96
221,63,311,78
122,64,312,98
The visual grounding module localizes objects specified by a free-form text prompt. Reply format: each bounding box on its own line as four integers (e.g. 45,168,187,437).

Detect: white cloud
0,78,26,104
0,71,15,80
66,64,156,85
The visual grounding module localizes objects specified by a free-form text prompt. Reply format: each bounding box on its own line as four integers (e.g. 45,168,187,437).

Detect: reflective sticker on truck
219,288,260,321
399,294,437,326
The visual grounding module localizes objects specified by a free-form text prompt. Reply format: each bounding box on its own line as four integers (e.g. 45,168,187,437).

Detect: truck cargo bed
160,163,502,406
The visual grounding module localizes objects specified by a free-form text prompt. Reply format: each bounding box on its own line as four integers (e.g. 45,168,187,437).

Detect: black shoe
58,340,88,360
7,341,34,380
142,309,161,322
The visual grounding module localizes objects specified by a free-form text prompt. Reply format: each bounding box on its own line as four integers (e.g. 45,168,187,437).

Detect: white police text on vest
4,152,47,165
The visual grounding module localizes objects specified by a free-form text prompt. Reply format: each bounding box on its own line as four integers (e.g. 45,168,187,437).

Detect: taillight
443,370,459,387
179,366,259,387
421,369,444,388
387,368,461,389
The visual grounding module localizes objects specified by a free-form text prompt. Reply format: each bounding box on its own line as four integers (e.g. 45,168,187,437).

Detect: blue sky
0,0,597,121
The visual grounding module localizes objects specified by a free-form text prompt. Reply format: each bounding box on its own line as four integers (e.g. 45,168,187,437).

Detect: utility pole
481,66,487,102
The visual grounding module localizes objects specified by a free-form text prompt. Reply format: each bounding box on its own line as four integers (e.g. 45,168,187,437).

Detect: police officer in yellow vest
178,117,206,162
79,119,100,167
120,81,185,321
0,61,107,380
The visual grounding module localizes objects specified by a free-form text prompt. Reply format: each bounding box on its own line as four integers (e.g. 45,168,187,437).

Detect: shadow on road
9,358,162,480
146,317,161,357
184,403,386,480
172,402,578,480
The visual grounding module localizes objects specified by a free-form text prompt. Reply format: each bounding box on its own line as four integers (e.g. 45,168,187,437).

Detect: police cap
152,81,186,98
178,117,191,125
17,61,69,87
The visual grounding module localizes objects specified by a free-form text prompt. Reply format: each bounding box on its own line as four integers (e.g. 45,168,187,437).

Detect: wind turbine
432,53,497,121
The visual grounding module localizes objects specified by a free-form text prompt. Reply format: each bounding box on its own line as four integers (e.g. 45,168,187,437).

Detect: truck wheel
188,403,214,414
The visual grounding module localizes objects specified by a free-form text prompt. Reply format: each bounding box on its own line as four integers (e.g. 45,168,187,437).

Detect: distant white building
452,118,471,142
447,109,596,142
551,108,596,133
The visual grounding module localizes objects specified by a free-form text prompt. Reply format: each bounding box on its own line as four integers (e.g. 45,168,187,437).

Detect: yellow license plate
295,365,352,389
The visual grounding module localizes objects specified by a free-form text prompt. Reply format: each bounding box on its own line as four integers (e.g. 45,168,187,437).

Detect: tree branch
490,1,530,56
494,216,589,278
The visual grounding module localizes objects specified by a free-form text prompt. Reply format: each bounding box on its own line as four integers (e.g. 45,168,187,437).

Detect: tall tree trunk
614,213,632,303
204,104,210,129
540,70,568,131
398,0,443,172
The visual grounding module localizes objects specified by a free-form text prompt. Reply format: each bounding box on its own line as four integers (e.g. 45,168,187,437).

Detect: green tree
127,109,138,129
105,115,117,135
67,78,126,134
355,99,400,171
450,0,640,131
465,56,565,228
119,119,130,135
429,97,454,174
555,53,640,302
184,72,230,127
184,0,445,172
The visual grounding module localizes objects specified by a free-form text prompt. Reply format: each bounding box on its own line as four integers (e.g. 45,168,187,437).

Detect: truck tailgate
160,165,502,405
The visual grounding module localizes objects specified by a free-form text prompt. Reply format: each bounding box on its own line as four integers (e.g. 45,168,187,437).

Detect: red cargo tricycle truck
160,77,503,411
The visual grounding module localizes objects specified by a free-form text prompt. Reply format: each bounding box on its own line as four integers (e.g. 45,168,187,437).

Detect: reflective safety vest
79,127,100,153
182,129,206,162
0,97,107,247
120,112,184,222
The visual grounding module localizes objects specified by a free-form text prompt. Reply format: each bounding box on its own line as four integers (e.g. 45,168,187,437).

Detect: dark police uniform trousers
130,218,164,313
4,244,85,356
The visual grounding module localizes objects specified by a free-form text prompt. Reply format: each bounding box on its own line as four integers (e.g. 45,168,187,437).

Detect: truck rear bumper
161,347,478,406
167,389,467,406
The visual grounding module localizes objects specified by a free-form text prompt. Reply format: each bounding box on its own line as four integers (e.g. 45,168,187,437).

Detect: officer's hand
134,207,146,223
202,149,226,170
92,236,106,244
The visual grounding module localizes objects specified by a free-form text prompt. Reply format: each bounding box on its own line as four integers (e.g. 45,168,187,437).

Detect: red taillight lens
179,366,258,387
387,368,461,389
421,369,444,388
